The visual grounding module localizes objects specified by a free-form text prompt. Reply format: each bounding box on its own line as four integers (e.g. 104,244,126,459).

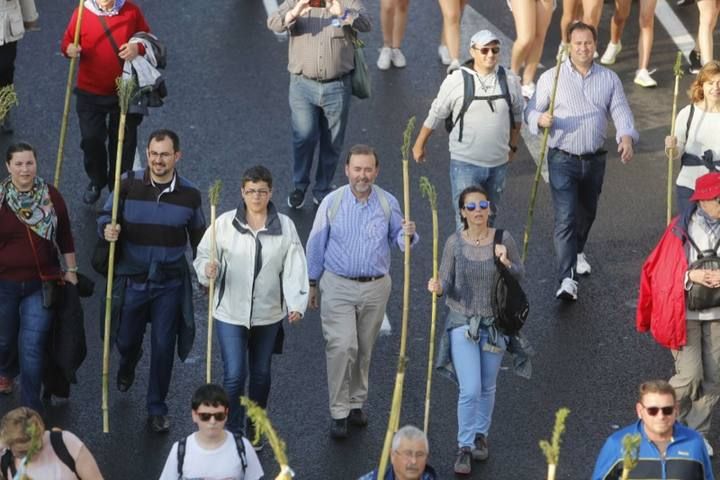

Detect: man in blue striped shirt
306,144,418,439
525,22,639,301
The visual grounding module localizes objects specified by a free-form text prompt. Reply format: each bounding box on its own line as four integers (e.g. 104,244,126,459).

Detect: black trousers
75,90,142,190
0,41,17,87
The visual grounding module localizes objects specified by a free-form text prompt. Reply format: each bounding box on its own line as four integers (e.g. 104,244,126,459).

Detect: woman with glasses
427,185,524,475
193,165,308,449
665,61,720,214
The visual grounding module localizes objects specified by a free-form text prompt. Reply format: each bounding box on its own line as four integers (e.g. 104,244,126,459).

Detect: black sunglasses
464,201,490,211
473,46,500,55
197,411,227,422
642,404,674,416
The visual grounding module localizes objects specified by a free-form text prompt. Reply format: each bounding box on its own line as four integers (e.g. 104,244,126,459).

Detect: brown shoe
472,433,489,461
454,447,472,475
0,376,12,394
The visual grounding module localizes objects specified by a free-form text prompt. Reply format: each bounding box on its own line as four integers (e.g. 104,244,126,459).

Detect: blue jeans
450,159,508,229
677,185,694,217
289,74,352,198
216,320,282,434
115,280,182,416
0,279,53,412
547,148,607,282
450,325,505,448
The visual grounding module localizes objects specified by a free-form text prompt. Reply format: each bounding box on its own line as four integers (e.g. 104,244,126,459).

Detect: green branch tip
115,76,137,115
539,407,571,466
208,180,223,206
240,397,293,478
419,176,437,209
400,116,417,161
0,84,18,123
673,51,684,78
622,433,642,471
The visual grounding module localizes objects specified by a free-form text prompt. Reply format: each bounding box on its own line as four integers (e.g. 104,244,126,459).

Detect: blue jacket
358,464,437,480
592,421,713,480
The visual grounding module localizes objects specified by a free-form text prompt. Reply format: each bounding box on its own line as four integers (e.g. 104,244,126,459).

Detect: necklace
465,229,490,246
475,72,497,93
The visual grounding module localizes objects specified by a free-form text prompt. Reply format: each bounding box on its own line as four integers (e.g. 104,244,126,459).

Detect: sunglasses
464,201,490,211
197,411,227,422
473,46,500,55
641,404,675,416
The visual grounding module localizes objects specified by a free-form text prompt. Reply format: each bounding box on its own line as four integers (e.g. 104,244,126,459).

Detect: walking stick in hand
377,116,416,476
522,46,566,262
539,407,570,480
206,180,222,383
419,176,438,434
667,52,684,225
54,0,86,186
101,77,136,433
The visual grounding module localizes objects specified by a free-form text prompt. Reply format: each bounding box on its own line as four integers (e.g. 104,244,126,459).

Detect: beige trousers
319,271,391,419
669,319,720,434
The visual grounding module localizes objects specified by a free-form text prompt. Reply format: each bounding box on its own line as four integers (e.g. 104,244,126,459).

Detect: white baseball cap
470,30,500,47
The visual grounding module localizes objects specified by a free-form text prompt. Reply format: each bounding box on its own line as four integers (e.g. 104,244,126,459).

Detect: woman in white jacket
193,165,308,448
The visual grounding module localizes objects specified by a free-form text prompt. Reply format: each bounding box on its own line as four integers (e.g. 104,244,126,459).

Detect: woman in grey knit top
427,185,524,475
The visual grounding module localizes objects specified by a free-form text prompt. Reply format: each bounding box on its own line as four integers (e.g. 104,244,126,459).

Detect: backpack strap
1,449,15,478
686,104,695,145
176,436,187,479
232,432,247,472
327,185,349,224
496,66,516,131
686,231,705,257
50,430,80,479
371,185,392,222
451,69,475,143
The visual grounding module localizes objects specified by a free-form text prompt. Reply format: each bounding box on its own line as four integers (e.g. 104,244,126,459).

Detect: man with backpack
158,384,263,480
306,144,418,439
413,29,524,228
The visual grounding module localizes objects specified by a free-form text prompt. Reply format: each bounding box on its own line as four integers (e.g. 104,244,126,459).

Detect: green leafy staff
101,76,136,434
419,176,438,434
539,407,570,480
241,397,294,479
377,116,416,476
54,0,86,186
522,45,567,262
206,180,222,383
621,433,642,480
0,84,18,123
666,52,684,225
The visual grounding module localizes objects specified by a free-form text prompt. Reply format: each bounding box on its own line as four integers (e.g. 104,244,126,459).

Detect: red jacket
636,216,689,349
61,2,149,96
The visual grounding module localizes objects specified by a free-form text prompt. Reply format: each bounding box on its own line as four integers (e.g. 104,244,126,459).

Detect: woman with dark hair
665,60,720,214
193,165,308,449
0,143,77,411
427,185,523,475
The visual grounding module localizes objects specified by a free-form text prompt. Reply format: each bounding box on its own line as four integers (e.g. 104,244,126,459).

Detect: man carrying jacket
637,171,720,456
592,380,712,479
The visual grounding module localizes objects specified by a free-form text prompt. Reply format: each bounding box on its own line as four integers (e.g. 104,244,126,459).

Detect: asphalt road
0,0,717,478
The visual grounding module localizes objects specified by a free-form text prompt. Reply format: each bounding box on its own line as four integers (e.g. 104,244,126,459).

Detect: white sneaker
556,277,578,301
438,45,451,65
377,47,392,70
521,82,536,99
600,42,622,65
634,69,657,88
576,253,591,275
447,59,461,74
704,436,714,457
557,43,569,62
391,48,407,68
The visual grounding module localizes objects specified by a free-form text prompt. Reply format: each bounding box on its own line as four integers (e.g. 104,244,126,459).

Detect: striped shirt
97,169,206,269
267,0,371,81
524,60,639,155
306,185,417,280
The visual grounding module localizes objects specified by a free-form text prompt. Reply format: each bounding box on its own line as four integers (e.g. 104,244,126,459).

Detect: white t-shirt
674,105,720,190
158,431,263,480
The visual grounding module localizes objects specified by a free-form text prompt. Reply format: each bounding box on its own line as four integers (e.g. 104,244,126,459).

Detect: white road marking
654,0,694,61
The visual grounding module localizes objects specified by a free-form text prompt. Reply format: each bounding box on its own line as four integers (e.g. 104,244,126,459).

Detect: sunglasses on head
464,201,490,211
197,411,227,422
474,46,500,55
642,404,674,416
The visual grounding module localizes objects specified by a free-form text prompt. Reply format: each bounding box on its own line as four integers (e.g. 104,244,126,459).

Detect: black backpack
1,430,79,479
444,65,515,143
177,432,247,479
491,229,529,335
685,232,720,311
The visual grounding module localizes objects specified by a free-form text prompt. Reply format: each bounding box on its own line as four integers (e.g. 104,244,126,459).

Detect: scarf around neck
85,0,126,16
0,176,57,241
696,206,720,243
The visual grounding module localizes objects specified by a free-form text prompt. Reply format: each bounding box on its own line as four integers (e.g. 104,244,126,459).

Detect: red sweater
61,2,150,96
0,185,75,282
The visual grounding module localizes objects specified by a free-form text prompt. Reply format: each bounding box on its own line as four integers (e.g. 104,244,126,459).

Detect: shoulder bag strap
25,227,59,282
176,436,187,479
50,430,80,479
686,104,695,145
232,432,247,472
493,229,504,267
97,15,124,68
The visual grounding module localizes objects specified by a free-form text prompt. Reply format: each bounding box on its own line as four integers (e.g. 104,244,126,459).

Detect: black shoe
330,417,348,439
348,408,368,427
83,183,101,205
246,420,265,452
148,414,170,433
689,49,702,75
287,188,306,209
117,348,143,392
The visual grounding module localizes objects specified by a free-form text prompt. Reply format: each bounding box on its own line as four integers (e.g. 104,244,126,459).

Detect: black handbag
491,229,529,334
686,233,720,311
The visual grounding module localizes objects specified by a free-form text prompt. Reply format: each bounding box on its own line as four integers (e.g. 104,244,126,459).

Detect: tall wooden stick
377,116,416,476
101,77,136,433
206,180,222,383
419,176,438,434
54,0,85,186
667,52,684,225
241,397,294,479
539,407,570,480
522,46,566,262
